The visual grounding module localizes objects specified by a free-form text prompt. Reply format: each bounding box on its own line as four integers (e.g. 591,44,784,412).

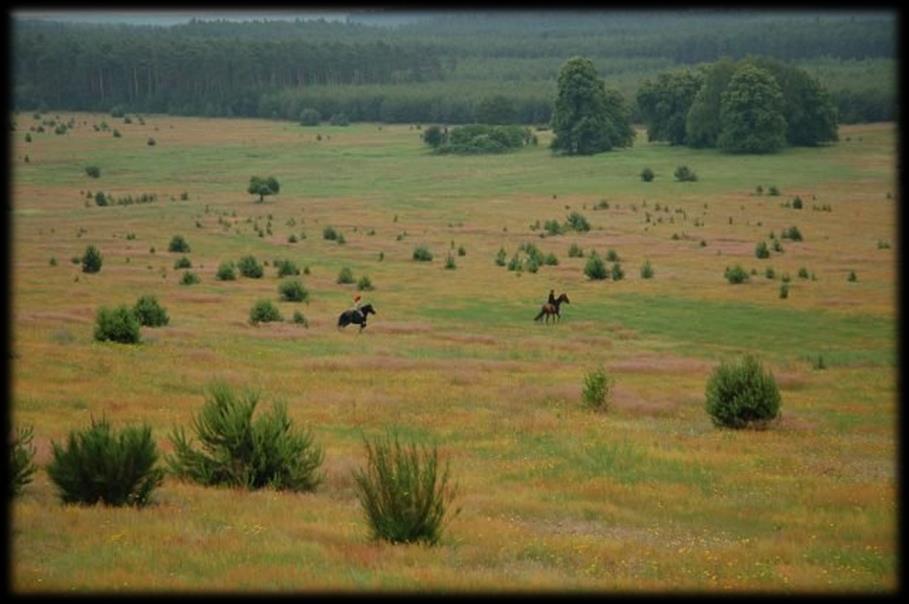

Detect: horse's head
559,293,570,304
360,303,376,316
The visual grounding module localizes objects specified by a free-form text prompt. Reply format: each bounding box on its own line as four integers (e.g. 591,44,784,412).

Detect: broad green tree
248,176,280,203
744,57,838,146
636,69,703,145
550,57,634,155
685,58,738,148
717,64,788,154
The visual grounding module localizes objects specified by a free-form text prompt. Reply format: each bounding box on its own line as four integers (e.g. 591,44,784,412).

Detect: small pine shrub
250,300,282,324
444,254,457,270
147,137,156,146
49,256,57,266
782,226,803,241
525,256,539,273
132,295,169,327
167,382,323,491
279,279,309,302
288,234,298,243
322,226,339,240
847,270,857,282
582,366,613,412
352,433,459,545
10,425,38,497
779,283,789,299
494,247,508,266
705,356,781,429
544,252,559,266
94,191,109,206
237,255,264,278
755,185,764,195
275,259,300,277
798,267,809,280
94,305,141,344
174,256,192,269
768,185,780,196
82,245,103,273
724,265,749,284
568,243,584,258
216,261,236,281
544,219,564,236
337,267,355,284
85,165,101,178
605,249,620,262
877,240,890,249
755,240,770,259
357,275,375,290
168,235,191,253
292,311,309,327
765,267,776,279
47,418,164,506
457,245,466,257
413,246,433,262
772,239,784,253
584,253,608,280
507,254,523,272
640,167,655,182
180,271,200,286
812,355,826,370
640,259,654,279
792,196,803,209
565,211,591,232
611,263,625,281
674,165,698,182
337,233,346,245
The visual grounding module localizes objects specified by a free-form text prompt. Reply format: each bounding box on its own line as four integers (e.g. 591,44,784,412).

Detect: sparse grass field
10,113,897,592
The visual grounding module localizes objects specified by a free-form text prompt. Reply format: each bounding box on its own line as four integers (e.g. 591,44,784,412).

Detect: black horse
534,293,569,323
337,303,376,332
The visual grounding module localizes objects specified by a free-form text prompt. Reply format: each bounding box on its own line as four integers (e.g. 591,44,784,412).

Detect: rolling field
10,113,897,592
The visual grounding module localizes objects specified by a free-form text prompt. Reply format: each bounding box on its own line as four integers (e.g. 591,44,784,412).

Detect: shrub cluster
413,245,433,262
565,211,591,232
337,267,355,284
216,261,237,281
429,124,531,155
724,265,750,284
582,366,614,412
47,418,164,506
167,383,324,492
674,165,698,182
168,235,191,253
279,279,309,302
584,253,608,280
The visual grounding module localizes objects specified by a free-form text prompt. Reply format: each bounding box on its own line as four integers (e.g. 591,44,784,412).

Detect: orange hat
354,295,362,302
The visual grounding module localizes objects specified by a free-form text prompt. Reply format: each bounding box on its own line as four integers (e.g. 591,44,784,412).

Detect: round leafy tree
717,64,787,154
550,57,634,155
248,176,280,203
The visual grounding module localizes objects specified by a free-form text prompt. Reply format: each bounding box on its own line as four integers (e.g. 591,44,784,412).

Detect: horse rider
548,289,556,305
351,294,363,315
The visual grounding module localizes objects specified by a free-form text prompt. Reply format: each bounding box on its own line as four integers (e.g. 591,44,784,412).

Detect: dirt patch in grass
611,385,682,417
608,355,713,375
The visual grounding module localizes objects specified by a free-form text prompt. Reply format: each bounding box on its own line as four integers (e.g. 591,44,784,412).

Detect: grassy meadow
10,112,897,592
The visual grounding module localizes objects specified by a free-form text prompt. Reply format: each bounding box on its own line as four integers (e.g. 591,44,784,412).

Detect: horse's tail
534,308,545,321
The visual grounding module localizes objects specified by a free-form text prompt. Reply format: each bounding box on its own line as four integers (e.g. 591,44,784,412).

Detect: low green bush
640,167,655,182
81,245,103,273
133,295,169,327
275,259,300,277
250,300,282,324
674,165,698,182
352,432,459,545
584,253,608,280
413,246,433,262
47,418,164,506
705,356,781,429
216,261,237,281
168,235,191,253
180,271,200,286
174,256,192,269
724,265,749,284
582,366,614,412
278,279,309,302
337,267,355,284
237,255,264,278
640,259,654,279
94,306,141,343
167,382,323,491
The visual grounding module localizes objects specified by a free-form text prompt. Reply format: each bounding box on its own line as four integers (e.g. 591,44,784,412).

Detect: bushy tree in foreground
705,355,781,428
167,382,323,492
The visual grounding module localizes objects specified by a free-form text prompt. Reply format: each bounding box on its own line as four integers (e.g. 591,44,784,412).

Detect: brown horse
534,293,569,323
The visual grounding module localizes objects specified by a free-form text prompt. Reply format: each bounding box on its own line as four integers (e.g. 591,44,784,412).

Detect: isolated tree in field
636,69,703,145
248,176,280,203
550,57,634,155
685,58,738,148
422,125,446,148
717,65,787,154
